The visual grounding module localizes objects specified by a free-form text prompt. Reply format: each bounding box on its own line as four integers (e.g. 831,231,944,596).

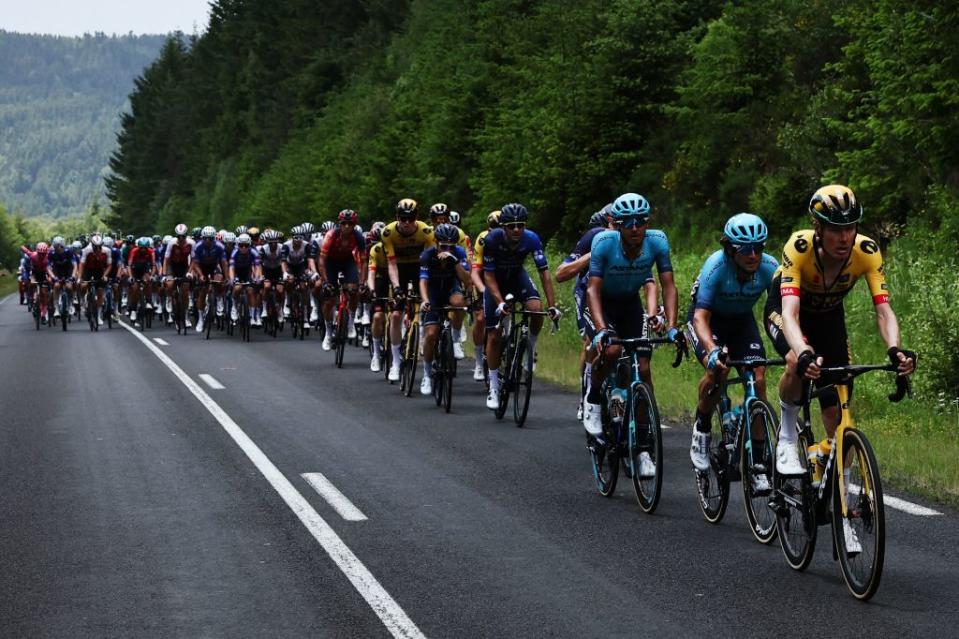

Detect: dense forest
0,31,166,218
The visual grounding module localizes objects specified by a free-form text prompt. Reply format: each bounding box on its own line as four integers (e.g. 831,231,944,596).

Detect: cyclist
555,205,619,419
229,233,261,325
469,211,500,381
318,209,367,351
418,224,470,395
103,236,122,320
428,203,471,254
190,226,229,333
257,229,286,326
126,238,156,324
22,242,51,321
686,214,778,491
366,225,389,372
764,185,915,548
282,225,318,321
47,236,78,318
582,193,683,463
482,202,561,410
163,224,195,327
382,198,434,380
78,234,112,326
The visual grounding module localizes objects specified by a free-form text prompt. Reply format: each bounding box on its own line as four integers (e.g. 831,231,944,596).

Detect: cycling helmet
434,223,459,244
486,210,501,228
174,223,188,236
125,234,135,244
395,198,418,218
610,193,651,219
52,236,65,247
499,203,528,223
276,230,285,241
448,211,461,226
152,234,161,244
91,234,103,247
200,225,215,239
291,226,305,239
723,213,768,244
338,209,359,224
263,229,280,242
136,237,151,248
103,236,115,248
429,203,449,219
248,226,260,237
191,227,202,240
320,220,336,234
235,225,248,235
589,205,612,229
355,224,363,234
71,240,82,250
369,226,383,244
162,235,172,245
237,233,252,245
301,222,315,235
809,184,862,226
36,242,50,254
371,220,386,232
222,231,236,244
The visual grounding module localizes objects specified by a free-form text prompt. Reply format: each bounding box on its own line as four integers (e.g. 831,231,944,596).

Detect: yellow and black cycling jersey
368,241,387,276
472,229,490,270
381,221,434,264
775,229,889,313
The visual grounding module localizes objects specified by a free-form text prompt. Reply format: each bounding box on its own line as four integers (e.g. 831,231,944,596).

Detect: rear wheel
334,307,348,368
697,405,730,523
629,383,663,513
742,400,778,544
590,396,619,497
512,337,533,426
774,427,817,571
401,321,419,397
494,336,513,420
833,428,885,601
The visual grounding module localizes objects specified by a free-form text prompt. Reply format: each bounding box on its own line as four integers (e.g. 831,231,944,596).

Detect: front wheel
696,405,729,523
773,427,817,571
629,383,663,513
334,308,348,368
833,428,885,601
512,337,533,427
741,400,778,544
400,322,419,397
494,338,513,420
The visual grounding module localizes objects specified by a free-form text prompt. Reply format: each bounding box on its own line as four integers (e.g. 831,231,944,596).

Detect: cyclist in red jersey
22,242,51,319
163,224,195,327
127,238,156,324
78,235,112,326
318,209,368,350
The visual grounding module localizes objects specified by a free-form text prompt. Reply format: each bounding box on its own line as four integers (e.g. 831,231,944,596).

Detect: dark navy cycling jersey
563,227,605,291
481,228,549,277
419,245,468,287
230,246,261,270
192,240,227,267
691,249,778,317
588,229,671,297
48,249,78,276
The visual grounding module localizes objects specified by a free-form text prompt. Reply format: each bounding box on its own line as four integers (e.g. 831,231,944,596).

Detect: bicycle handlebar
607,336,685,368
816,363,912,403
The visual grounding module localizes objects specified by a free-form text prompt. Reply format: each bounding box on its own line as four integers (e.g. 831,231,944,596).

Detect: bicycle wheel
512,337,533,426
696,405,729,523
434,331,448,407
590,398,619,497
629,383,663,513
335,308,348,368
401,322,419,397
741,400,778,544
832,428,884,600
34,300,41,330
60,293,69,331
494,337,513,420
774,426,817,571
384,318,394,383
205,303,214,340
441,331,454,413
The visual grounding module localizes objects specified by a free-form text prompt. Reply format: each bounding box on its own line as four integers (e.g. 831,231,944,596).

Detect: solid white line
302,473,369,521
153,338,170,346
0,294,10,306
199,373,225,390
885,495,942,517
117,320,425,639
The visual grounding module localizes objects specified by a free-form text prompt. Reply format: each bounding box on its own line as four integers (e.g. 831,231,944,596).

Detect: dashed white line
303,473,369,521
153,338,170,346
199,373,225,390
117,320,425,639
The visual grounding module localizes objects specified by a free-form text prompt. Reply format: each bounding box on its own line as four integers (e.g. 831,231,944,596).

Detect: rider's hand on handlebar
420,300,431,313
647,314,664,333
706,346,728,371
591,328,615,350
495,301,508,318
797,349,822,380
887,346,917,376
547,306,562,321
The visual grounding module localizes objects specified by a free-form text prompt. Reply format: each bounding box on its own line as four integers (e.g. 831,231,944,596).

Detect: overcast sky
0,0,211,36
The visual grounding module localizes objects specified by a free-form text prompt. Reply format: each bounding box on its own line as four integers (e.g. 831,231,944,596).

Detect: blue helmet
723,213,768,244
434,223,459,244
499,203,529,223
589,205,611,229
610,193,650,219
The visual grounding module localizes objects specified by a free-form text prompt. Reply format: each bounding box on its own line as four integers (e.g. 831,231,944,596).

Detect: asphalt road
2,294,957,638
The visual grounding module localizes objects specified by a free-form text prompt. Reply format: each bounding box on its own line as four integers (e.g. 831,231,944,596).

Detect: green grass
489,244,959,508
0,270,18,298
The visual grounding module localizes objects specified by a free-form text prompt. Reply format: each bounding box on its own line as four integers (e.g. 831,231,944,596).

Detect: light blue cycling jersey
588,229,672,297
692,249,778,316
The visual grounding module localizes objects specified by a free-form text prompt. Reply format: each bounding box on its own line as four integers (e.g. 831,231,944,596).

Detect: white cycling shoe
582,402,603,436
690,431,710,472
388,364,401,382
842,518,863,555
472,363,485,382
636,452,657,478
420,376,432,396
776,440,806,475
370,357,381,373
486,388,500,410
322,335,333,351
453,342,465,360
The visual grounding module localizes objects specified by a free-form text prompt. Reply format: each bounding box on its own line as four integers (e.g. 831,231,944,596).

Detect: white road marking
199,373,225,390
885,495,942,517
302,473,368,521
153,338,170,346
118,320,425,639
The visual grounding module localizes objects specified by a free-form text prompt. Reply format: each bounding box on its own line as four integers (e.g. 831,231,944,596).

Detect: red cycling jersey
129,247,156,265
321,228,366,264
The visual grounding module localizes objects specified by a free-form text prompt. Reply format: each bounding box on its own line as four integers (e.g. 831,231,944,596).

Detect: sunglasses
340,222,354,226
503,222,526,230
438,243,457,251
616,216,649,229
397,216,416,223
732,242,765,255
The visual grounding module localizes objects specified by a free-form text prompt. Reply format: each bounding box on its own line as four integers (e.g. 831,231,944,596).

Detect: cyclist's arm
658,270,679,330
692,308,717,358
874,302,901,351
418,276,430,307
538,268,557,309
780,294,811,356
555,253,589,283
387,258,400,290
470,263,485,293
644,279,658,317
586,275,607,332
483,270,504,306
318,252,329,283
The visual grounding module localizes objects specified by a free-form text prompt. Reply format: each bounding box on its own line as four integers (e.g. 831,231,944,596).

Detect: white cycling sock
423,360,432,377
583,362,592,398
779,399,800,444
391,344,401,364
326,320,334,334
452,328,462,342
474,345,484,361
489,368,500,391
373,339,382,356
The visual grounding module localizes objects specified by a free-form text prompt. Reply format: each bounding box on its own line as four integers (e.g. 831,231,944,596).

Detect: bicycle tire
384,318,394,383
591,397,619,497
34,301,41,330
494,336,513,420
442,329,454,413
335,307,348,368
433,331,448,407
774,426,817,571
697,404,730,523
401,321,419,397
61,292,69,331
205,304,214,340
741,400,778,544
512,337,533,426
630,383,663,513
832,428,884,601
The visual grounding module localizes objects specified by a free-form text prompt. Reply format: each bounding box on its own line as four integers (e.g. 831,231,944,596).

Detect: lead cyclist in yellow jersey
382,198,435,381
469,210,500,381
764,185,916,491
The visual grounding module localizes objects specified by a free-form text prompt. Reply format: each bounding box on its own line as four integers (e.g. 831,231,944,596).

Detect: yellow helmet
809,185,863,226
395,198,418,218
486,210,501,229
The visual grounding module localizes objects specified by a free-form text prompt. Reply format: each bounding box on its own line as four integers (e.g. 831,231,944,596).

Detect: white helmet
237,233,252,245
174,223,188,236
223,231,236,244
201,225,217,239
91,234,103,247
103,236,115,248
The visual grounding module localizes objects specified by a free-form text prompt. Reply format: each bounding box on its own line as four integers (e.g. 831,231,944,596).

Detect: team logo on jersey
382,229,392,238
793,237,809,253
781,276,794,283
860,239,879,255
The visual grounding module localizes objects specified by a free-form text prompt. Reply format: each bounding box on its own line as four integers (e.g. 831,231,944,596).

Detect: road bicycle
32,281,51,330
493,294,557,427
262,282,281,338
431,305,469,412
695,356,784,543
769,362,911,600
53,278,72,331
169,277,190,335
83,280,101,332
288,275,312,341
589,335,683,512
232,281,254,342
329,274,352,368
398,287,422,397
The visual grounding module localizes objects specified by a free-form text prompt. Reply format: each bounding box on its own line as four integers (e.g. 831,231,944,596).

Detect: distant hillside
0,31,167,218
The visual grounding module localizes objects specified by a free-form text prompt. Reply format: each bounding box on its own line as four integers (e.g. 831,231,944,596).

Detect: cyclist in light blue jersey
685,213,778,487
582,193,684,458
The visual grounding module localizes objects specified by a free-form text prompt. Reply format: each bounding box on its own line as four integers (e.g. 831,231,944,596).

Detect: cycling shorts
686,312,765,365
372,276,389,314
582,295,649,356
262,267,283,283
483,270,540,331
326,259,359,286
421,281,464,326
